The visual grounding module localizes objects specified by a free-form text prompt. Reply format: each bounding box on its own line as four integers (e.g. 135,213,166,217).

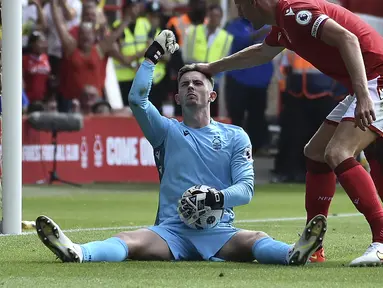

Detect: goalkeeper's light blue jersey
129,61,254,225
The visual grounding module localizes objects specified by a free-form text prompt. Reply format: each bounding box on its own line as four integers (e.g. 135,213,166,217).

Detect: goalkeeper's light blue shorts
147,216,240,261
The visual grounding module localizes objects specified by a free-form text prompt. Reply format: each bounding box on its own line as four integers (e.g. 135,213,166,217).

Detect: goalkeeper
35,30,326,265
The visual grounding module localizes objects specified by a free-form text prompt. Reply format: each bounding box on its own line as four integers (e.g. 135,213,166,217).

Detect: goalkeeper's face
176,71,217,109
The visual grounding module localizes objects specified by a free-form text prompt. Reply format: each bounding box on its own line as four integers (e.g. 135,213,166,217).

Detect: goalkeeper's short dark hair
178,64,215,89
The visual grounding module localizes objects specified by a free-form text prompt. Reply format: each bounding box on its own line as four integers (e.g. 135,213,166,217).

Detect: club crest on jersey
212,136,222,150
296,10,312,26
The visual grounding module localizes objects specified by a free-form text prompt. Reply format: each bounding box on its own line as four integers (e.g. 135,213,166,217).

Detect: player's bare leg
115,230,173,261
36,215,173,263
304,122,338,163
324,121,377,168
216,214,327,265
216,230,268,262
323,121,383,266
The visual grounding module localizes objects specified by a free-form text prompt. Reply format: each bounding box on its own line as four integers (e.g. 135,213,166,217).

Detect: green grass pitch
1,183,383,287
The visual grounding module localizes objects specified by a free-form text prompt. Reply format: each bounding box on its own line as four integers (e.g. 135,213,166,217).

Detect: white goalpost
1,0,23,234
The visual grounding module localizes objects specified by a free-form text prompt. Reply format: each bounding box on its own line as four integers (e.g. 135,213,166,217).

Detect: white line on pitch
0,212,362,237
235,212,362,223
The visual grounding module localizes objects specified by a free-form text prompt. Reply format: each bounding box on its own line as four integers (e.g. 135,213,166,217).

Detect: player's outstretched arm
128,30,179,148
221,130,255,208
320,19,375,130
195,43,283,76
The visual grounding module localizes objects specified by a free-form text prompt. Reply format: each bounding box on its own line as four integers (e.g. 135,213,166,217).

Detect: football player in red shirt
193,0,383,266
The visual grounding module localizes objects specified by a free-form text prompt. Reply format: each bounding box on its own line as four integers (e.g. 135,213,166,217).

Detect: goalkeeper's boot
287,214,327,265
309,247,326,263
349,242,383,267
36,215,83,263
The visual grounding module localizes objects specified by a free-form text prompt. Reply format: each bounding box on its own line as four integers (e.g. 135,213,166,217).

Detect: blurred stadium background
0,0,382,286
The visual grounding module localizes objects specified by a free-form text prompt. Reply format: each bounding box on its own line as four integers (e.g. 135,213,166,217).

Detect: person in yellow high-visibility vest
112,0,151,106
146,1,169,114
183,4,233,117
183,5,233,65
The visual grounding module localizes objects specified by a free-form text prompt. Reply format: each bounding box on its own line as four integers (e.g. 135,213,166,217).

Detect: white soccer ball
178,185,224,230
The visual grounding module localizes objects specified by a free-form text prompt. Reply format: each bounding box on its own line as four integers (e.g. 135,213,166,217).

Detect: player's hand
154,30,179,54
177,187,224,225
177,197,199,225
190,63,215,77
204,187,224,209
182,187,224,210
145,30,179,65
354,94,376,131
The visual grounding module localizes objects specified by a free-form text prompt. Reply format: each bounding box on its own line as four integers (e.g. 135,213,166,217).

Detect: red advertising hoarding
10,116,229,184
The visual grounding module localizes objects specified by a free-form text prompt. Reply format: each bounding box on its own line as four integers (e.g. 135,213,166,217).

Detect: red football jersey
265,0,383,92
22,54,51,102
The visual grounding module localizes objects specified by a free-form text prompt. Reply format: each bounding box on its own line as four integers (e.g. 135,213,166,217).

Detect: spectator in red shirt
22,31,51,103
67,0,131,89
69,0,99,40
65,0,109,97
50,0,129,112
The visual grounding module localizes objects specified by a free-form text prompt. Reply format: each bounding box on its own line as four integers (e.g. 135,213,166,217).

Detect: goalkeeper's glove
144,29,179,65
204,187,224,209
177,187,224,226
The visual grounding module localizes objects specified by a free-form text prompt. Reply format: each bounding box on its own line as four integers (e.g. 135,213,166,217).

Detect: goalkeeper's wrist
206,189,224,209
144,41,165,65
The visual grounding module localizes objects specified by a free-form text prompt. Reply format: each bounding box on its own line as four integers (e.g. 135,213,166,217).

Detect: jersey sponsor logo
212,135,222,150
285,7,295,16
311,15,329,38
243,147,252,162
296,10,312,26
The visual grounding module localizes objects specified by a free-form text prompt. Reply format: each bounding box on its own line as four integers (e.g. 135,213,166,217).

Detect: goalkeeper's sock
252,237,290,265
80,237,129,262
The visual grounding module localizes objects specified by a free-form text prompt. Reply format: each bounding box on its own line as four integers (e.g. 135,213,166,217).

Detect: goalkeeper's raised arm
128,30,180,148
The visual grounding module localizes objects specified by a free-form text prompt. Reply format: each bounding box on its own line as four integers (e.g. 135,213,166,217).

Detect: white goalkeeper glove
144,30,179,64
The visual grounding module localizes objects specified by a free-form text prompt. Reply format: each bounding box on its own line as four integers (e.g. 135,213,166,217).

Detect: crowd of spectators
0,0,381,183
